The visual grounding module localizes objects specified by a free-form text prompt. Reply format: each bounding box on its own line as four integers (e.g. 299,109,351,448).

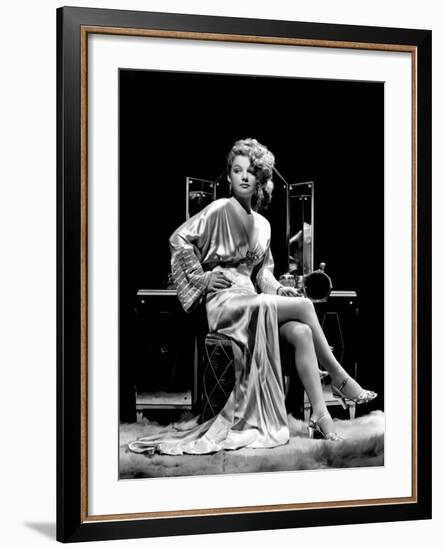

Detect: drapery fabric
128,197,289,455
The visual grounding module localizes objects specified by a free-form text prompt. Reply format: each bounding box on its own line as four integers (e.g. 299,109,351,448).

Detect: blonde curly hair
227,138,275,211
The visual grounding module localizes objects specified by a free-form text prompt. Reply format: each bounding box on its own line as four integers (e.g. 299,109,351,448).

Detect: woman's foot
308,411,343,441
331,375,377,406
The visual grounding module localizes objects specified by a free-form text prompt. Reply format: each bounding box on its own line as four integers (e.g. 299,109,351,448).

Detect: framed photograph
57,6,432,542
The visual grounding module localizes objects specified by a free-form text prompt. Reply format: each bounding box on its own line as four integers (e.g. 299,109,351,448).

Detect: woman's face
228,155,257,200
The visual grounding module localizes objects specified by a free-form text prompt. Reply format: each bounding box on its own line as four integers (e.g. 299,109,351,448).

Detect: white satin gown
128,196,290,455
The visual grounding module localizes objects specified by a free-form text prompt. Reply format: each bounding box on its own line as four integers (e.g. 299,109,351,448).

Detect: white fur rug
119,410,384,479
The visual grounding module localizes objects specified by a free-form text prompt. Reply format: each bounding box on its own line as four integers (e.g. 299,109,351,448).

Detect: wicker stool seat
200,333,236,423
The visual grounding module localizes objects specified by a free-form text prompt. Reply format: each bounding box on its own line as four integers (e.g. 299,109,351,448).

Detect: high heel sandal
307,412,343,441
331,376,377,408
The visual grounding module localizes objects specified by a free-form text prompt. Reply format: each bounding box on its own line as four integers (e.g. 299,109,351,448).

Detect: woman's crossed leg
276,295,376,404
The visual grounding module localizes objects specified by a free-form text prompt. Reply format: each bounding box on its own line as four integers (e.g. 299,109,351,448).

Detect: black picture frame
57,6,432,543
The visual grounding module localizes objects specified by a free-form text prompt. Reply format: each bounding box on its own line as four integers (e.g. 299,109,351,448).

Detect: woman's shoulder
254,210,272,229
209,197,231,209
199,197,232,216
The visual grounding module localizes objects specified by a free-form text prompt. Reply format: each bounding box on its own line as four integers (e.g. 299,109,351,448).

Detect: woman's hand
207,272,233,291
277,286,304,297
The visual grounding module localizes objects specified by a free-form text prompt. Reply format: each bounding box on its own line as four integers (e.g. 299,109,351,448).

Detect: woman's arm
169,200,231,312
255,246,283,295
255,219,303,297
170,246,211,312
169,212,211,312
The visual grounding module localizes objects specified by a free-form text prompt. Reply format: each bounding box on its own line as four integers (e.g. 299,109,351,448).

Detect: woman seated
128,138,376,456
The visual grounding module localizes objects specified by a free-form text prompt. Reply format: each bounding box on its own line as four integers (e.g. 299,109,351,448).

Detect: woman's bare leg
276,296,375,400
277,297,344,379
279,321,333,430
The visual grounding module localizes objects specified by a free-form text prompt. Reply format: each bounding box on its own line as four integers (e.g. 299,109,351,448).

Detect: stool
200,333,236,423
199,333,314,423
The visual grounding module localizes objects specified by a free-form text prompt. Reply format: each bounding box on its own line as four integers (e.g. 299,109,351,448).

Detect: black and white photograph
1,0,439,545
118,68,385,479
51,4,432,543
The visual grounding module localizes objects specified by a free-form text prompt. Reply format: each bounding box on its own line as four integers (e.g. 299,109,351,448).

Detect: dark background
119,69,384,418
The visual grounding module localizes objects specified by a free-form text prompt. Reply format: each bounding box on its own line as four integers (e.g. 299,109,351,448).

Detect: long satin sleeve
255,246,282,295
169,211,212,313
